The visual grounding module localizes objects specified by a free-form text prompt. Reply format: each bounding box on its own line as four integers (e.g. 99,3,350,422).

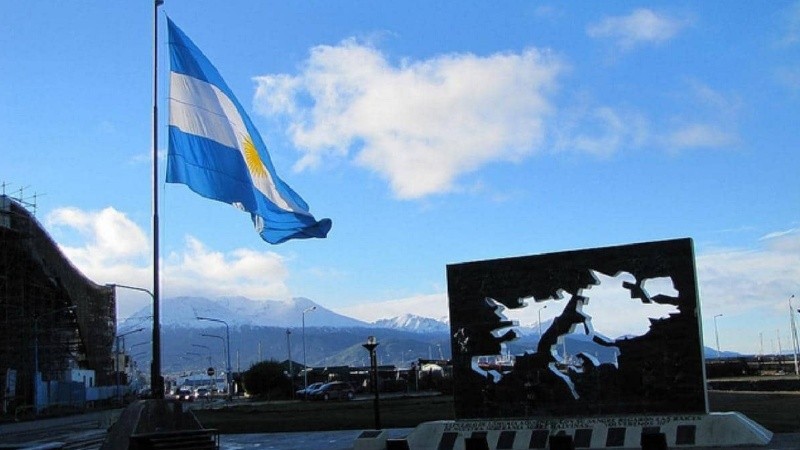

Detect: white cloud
254,40,563,199
163,237,290,300
688,81,741,117
760,227,800,253
587,8,689,50
696,230,800,317
554,106,649,157
666,123,737,150
47,207,292,318
47,207,149,265
663,82,740,151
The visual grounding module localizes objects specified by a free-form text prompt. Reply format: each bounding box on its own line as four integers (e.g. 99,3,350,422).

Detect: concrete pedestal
356,412,772,450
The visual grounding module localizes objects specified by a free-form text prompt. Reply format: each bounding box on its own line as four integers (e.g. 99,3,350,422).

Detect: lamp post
186,351,203,361
115,327,144,405
302,306,316,391
362,336,381,430
130,341,151,371
33,305,77,415
107,283,162,399
192,342,215,390
286,329,293,381
197,316,231,399
789,295,799,377
200,332,229,398
713,314,723,359
537,304,548,337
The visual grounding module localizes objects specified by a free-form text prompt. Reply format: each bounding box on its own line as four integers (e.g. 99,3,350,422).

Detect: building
1,194,116,413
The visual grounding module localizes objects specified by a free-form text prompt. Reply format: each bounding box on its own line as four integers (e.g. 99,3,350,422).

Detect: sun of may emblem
242,135,267,179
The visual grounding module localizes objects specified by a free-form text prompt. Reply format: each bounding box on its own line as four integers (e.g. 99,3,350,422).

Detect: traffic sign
207,367,215,376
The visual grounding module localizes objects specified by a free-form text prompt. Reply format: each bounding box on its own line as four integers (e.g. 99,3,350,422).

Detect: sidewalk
0,409,118,448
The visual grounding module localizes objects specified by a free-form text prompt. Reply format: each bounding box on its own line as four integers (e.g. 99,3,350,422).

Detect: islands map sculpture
447,238,707,419
354,238,771,449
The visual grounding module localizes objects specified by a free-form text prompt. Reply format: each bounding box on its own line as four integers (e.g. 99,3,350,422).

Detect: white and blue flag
166,18,331,244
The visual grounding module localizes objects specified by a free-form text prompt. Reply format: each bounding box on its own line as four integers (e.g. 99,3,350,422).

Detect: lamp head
362,335,379,351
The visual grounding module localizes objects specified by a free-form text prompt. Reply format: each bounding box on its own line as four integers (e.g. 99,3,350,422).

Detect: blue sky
2,1,798,355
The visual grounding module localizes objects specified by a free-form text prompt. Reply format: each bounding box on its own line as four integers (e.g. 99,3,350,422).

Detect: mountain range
119,296,453,374
121,295,449,333
119,296,740,376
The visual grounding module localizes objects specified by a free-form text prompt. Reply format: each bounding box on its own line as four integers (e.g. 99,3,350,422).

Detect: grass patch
708,391,800,433
193,395,455,433
193,391,800,434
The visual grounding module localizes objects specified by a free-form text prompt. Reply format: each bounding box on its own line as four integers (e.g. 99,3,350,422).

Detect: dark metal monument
447,238,706,419
355,239,772,449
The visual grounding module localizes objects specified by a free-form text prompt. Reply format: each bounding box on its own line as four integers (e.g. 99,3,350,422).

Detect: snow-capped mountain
120,296,369,330
373,314,450,333
119,296,456,336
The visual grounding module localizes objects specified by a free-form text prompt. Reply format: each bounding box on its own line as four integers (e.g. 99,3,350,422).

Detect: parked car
309,381,355,401
175,386,193,402
194,387,210,400
295,382,324,399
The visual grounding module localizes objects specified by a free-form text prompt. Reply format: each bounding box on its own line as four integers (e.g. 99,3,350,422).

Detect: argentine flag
166,18,331,244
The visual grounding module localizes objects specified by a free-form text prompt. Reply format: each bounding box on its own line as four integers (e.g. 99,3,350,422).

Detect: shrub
242,360,293,400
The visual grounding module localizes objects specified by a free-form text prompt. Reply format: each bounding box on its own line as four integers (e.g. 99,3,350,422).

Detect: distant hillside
146,325,451,375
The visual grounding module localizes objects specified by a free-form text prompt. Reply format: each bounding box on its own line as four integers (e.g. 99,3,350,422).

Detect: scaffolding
1,193,116,411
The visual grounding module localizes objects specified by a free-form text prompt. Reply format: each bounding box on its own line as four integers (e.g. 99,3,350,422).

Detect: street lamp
107,283,162,399
362,336,381,430
33,305,77,415
197,316,232,399
129,344,150,371
537,304,548,337
789,295,799,377
286,329,293,382
130,341,151,352
302,306,316,391
116,327,144,405
713,314,723,359
192,344,212,366
201,332,229,397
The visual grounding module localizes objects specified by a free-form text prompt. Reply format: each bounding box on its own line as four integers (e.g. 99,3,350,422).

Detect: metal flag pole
151,0,164,399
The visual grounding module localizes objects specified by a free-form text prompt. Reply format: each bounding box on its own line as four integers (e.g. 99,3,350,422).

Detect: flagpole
151,0,164,399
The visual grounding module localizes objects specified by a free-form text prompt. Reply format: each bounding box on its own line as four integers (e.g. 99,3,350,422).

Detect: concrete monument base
354,412,772,449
